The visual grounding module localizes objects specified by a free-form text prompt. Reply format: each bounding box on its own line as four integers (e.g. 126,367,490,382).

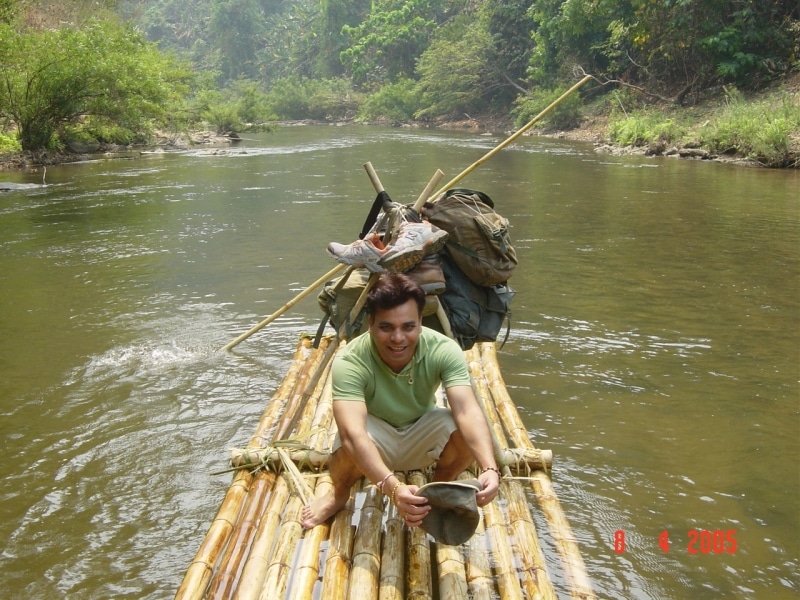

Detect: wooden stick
220,263,346,352
429,75,592,200
220,76,589,353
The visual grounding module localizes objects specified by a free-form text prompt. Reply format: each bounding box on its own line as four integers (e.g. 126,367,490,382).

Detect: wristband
376,472,394,493
481,466,502,478
390,482,405,506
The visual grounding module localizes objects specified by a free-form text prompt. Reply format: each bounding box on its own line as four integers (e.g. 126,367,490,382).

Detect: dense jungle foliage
0,0,798,165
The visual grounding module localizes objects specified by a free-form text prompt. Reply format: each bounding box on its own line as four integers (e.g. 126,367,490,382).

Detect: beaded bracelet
390,481,405,507
376,471,394,493
481,466,502,478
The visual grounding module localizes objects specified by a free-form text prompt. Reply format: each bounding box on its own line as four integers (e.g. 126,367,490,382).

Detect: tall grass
699,89,800,167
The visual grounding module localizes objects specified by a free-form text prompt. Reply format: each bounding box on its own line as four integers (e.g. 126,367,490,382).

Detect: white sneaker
327,235,387,273
379,222,448,272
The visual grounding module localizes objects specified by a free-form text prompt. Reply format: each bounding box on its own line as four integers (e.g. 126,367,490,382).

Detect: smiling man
301,272,500,531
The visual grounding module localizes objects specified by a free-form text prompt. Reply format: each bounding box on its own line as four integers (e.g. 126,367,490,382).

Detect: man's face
368,298,422,372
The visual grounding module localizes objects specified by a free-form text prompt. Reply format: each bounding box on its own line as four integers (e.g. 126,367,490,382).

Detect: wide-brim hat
416,479,482,545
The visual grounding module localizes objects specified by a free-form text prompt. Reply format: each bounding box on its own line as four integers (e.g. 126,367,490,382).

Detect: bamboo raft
175,333,598,600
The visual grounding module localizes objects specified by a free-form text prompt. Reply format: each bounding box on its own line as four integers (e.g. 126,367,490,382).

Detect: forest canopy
0,0,797,153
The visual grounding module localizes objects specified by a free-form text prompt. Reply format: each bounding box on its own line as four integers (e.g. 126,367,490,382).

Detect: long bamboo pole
220,264,345,352
221,75,591,352
429,75,592,200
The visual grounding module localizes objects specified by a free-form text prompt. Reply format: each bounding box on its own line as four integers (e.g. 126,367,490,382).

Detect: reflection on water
0,126,797,599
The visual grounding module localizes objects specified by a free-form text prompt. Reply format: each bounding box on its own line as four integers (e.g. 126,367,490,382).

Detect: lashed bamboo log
406,471,432,599
249,336,313,446
504,479,556,600
289,474,332,599
434,472,476,599
259,491,305,600
206,339,333,598
464,513,494,600
319,490,357,600
205,472,277,599
482,487,523,600
175,338,315,600
379,472,406,600
271,336,335,442
284,366,338,600
349,483,386,600
478,343,597,600
175,473,252,600
232,475,291,600
530,472,597,600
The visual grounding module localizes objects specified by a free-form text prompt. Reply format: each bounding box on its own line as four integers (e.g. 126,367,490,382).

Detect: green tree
0,19,190,151
340,0,451,87
415,12,524,120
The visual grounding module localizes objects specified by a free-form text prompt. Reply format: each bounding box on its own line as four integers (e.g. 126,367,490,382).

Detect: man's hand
476,469,501,506
392,483,430,528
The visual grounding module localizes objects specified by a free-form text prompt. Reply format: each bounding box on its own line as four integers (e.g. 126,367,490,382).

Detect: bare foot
300,491,348,529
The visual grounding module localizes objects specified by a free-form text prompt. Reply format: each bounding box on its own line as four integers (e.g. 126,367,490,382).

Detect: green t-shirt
331,327,471,427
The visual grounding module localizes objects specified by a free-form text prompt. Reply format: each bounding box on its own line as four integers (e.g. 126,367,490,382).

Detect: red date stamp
613,529,737,554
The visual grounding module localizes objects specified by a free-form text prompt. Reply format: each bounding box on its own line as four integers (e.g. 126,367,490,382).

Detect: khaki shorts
332,406,457,471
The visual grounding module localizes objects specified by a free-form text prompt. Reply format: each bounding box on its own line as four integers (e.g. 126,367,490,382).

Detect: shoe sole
379,230,449,273
326,248,386,273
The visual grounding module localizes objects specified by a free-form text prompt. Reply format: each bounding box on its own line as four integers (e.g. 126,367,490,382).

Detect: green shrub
0,131,20,154
700,90,800,166
357,79,419,123
512,86,584,131
608,112,686,146
266,77,360,121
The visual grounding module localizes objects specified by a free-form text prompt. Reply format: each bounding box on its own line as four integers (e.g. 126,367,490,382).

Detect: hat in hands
415,479,483,545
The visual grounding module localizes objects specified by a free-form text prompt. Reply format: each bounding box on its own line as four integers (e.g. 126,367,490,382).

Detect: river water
0,126,797,599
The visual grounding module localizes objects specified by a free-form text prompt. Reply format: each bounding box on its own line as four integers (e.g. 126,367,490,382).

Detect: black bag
422,189,518,286
437,254,514,350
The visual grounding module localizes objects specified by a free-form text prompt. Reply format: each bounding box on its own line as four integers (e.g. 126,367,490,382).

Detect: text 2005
659,529,738,554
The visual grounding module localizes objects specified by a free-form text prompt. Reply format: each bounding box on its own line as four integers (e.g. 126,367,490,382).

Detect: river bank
2,75,798,173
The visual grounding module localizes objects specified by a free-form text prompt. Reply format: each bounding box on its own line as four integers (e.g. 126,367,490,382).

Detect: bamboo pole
288,371,339,600
175,472,253,600
248,336,314,447
349,483,386,600
434,474,475,599
221,77,592,352
463,513,494,600
429,75,593,201
505,479,557,600
220,264,346,352
320,490,357,599
478,343,598,600
232,475,292,600
259,491,306,600
175,337,316,600
406,471,433,599
208,338,331,598
379,472,406,600
482,486,523,600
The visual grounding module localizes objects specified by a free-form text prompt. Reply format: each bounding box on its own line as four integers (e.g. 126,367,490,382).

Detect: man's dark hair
367,273,426,317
